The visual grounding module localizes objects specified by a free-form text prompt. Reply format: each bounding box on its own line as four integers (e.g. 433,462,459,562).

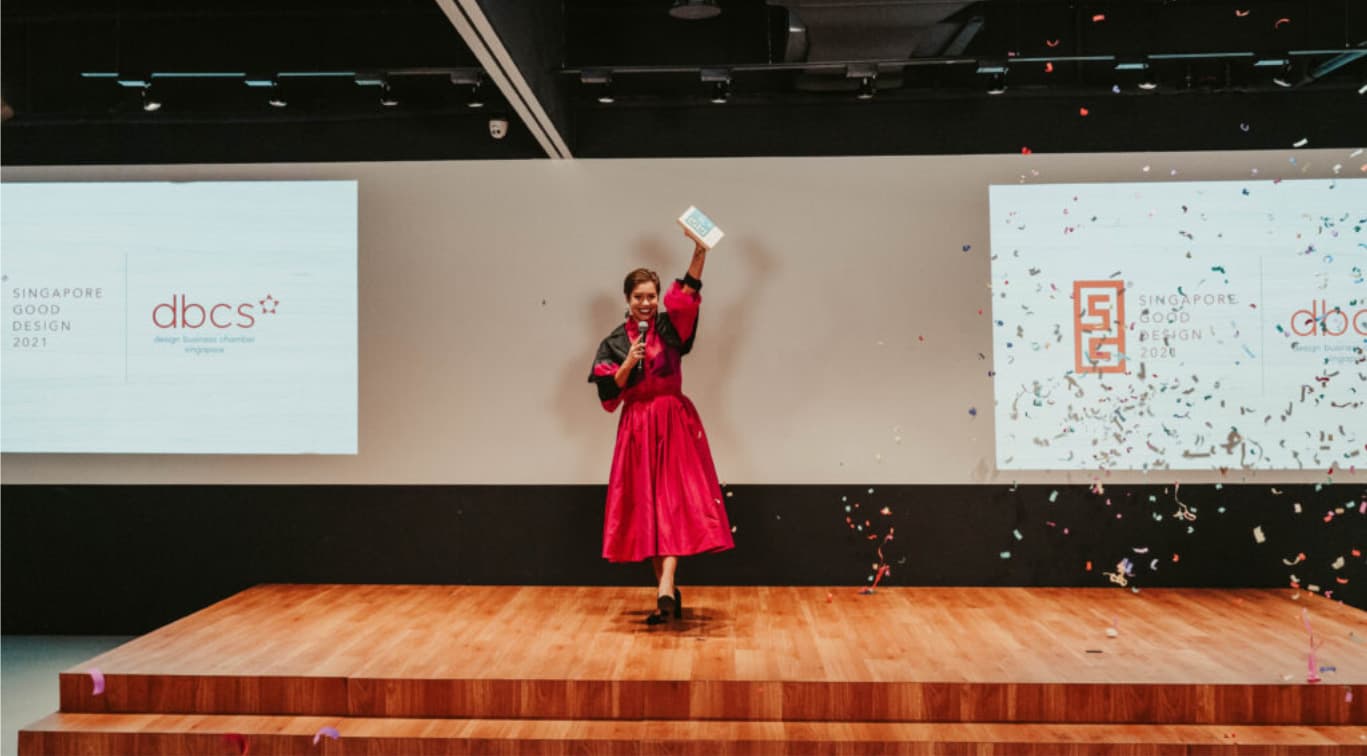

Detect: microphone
637,319,650,372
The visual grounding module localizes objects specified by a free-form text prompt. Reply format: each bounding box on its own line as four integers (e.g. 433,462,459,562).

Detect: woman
588,236,734,624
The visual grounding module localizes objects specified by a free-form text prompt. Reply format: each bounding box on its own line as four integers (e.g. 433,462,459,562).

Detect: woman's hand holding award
678,206,723,250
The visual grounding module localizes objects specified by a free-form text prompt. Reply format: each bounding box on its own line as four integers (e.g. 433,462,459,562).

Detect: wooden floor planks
21,585,1367,753
19,712,1367,755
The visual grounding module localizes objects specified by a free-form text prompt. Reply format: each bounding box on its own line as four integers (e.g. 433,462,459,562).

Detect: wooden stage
19,584,1367,754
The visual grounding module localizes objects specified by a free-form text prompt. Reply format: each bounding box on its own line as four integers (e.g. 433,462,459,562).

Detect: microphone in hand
636,320,650,372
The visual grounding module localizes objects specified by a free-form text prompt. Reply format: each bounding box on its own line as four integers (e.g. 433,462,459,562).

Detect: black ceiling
2,0,1364,165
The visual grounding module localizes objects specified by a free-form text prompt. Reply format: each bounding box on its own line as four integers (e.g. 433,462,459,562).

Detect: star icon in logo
259,294,280,314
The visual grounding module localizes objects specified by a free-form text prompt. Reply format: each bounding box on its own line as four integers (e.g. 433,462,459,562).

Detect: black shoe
645,593,678,625
674,588,683,619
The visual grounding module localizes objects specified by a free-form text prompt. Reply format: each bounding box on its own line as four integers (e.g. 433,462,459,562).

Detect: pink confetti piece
1045,38,1061,48
1092,13,1105,22
1235,9,1250,17
1021,146,1032,155
88,668,105,696
1079,107,1089,117
1302,609,1324,684
1274,17,1291,28
223,734,249,756
313,726,340,746
1044,62,1054,73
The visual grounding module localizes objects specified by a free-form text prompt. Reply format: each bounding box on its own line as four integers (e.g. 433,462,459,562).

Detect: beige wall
2,149,1360,485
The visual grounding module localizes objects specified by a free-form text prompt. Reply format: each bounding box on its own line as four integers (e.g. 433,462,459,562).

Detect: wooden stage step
50,585,1367,725
20,712,1367,755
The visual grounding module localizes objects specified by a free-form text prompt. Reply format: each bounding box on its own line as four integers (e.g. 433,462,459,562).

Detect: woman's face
626,281,659,322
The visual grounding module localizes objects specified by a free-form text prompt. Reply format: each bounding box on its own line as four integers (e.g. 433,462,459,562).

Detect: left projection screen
1,181,358,454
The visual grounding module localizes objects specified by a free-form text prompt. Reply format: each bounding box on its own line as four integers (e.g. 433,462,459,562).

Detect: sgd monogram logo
1073,280,1126,374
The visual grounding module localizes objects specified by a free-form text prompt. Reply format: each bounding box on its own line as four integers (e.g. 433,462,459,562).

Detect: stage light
856,76,875,100
1271,62,1295,88
450,71,484,108
1114,57,1149,72
378,83,399,107
1137,75,1158,90
986,73,1007,95
245,76,286,108
669,0,720,20
580,70,614,104
701,68,730,104
140,85,161,112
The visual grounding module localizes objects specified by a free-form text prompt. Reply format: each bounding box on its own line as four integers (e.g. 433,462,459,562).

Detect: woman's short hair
623,268,661,298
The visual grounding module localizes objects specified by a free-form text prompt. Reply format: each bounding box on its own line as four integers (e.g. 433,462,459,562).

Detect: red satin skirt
602,391,735,563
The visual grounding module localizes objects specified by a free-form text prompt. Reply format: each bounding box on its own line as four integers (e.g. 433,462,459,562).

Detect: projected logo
152,293,279,329
1072,280,1126,374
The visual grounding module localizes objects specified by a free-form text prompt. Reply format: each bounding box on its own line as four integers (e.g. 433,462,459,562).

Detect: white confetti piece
1253,526,1266,544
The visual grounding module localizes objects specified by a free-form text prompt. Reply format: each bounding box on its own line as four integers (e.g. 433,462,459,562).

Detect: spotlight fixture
986,73,1007,95
378,83,399,107
1271,62,1295,88
450,71,484,108
580,70,614,104
856,76,875,100
267,85,287,108
247,75,287,108
140,84,162,112
701,68,731,104
669,0,720,20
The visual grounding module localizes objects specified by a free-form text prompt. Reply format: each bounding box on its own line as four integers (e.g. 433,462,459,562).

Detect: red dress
588,280,735,563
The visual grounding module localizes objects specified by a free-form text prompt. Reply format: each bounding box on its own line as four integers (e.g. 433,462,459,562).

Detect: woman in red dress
588,237,734,624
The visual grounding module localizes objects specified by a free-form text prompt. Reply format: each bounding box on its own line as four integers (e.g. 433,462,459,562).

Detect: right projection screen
988,177,1366,472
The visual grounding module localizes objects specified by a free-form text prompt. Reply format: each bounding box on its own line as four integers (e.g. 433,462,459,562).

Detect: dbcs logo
1073,280,1126,374
152,293,280,329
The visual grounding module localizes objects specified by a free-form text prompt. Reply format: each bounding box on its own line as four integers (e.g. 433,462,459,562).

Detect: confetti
88,668,105,696
223,734,249,756
1274,17,1291,28
962,244,972,252
968,407,978,417
1000,551,1012,559
1235,9,1250,16
1302,608,1325,684
1253,526,1266,544
1079,107,1089,117
1021,147,1032,155
1091,13,1105,22
313,727,340,746
1013,529,1023,541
